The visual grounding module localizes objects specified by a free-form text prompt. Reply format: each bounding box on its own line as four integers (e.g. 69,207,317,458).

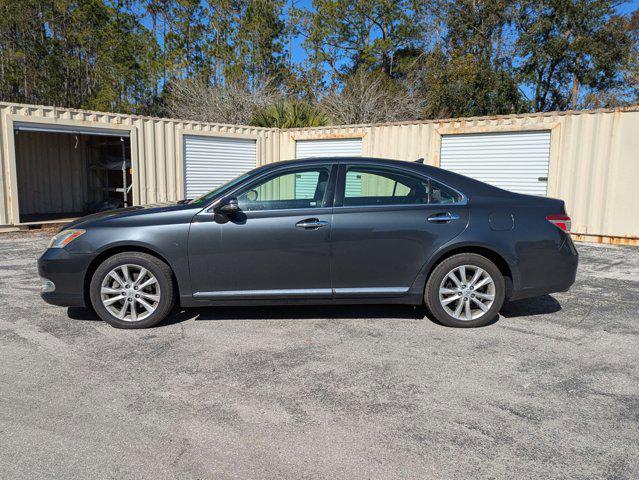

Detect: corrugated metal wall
279,123,432,161
0,101,637,242
130,118,278,206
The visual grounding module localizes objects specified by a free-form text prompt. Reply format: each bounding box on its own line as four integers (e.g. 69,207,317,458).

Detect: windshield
188,171,254,206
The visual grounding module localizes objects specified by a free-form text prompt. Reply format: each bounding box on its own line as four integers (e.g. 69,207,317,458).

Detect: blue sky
619,0,639,12
288,0,312,65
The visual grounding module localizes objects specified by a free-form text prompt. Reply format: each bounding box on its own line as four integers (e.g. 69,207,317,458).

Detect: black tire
424,253,505,328
89,252,175,329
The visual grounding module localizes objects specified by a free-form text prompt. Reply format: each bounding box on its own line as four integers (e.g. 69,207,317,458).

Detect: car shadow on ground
164,304,429,325
500,294,562,318
67,294,561,327
67,304,428,325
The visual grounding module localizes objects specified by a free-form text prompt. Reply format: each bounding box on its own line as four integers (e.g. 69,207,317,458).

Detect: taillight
546,214,571,232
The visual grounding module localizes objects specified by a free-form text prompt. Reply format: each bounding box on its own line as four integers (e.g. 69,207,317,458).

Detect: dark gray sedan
38,157,578,329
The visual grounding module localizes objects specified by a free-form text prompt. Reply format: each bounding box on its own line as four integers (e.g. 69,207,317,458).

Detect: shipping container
1,101,637,244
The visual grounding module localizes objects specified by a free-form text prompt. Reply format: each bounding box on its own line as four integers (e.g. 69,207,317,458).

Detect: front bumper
38,248,94,307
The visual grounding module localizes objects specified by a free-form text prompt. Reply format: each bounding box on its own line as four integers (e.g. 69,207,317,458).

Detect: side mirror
215,197,239,215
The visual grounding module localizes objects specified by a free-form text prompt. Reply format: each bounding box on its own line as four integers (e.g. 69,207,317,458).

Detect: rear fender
408,239,520,298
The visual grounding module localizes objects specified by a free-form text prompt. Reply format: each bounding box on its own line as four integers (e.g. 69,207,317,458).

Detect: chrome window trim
194,288,333,299
200,162,337,215
333,200,467,211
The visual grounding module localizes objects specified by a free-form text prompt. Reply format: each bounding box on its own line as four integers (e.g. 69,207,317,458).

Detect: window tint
236,167,331,211
342,166,462,206
429,179,463,204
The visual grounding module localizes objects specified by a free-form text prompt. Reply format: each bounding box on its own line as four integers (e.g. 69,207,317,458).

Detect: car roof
261,156,445,177
266,156,414,167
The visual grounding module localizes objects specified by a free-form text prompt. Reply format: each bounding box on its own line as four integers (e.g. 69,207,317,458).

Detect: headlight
48,229,86,249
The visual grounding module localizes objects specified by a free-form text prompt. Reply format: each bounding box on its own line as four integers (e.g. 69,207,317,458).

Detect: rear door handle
296,218,329,229
427,212,460,223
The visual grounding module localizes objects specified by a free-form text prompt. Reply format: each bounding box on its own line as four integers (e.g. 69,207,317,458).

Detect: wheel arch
84,244,180,308
412,243,518,300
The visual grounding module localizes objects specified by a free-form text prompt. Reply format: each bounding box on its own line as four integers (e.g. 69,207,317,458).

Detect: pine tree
516,0,637,111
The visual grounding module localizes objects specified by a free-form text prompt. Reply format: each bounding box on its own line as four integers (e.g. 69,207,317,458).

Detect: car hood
61,202,200,230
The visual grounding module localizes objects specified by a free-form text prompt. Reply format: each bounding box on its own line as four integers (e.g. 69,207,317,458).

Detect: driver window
237,167,331,211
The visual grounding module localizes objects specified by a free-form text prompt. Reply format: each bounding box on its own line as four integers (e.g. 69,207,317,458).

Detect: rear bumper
508,279,575,301
508,234,578,301
38,249,94,307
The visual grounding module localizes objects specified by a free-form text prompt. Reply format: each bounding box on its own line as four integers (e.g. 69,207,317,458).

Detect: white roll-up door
184,135,256,199
440,131,551,196
295,138,363,159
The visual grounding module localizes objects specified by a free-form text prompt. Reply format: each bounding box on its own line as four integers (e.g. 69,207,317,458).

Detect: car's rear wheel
425,253,505,328
89,252,175,329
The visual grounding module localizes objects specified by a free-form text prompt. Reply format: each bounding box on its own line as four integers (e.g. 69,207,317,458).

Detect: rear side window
342,166,462,206
429,179,463,204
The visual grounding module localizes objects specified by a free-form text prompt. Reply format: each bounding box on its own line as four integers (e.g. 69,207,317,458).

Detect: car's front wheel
425,253,505,328
89,252,175,328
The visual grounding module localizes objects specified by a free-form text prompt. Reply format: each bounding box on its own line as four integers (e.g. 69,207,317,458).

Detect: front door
188,163,336,299
330,163,468,298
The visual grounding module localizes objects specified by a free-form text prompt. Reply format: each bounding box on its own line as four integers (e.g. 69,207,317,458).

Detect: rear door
330,163,468,297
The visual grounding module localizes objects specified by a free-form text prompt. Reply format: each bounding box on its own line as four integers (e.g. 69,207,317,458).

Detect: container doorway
13,126,132,224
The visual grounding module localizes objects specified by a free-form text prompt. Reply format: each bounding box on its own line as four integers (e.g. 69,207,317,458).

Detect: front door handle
427,212,461,223
296,218,329,229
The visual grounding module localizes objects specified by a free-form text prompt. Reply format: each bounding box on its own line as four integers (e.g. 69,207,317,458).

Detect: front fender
69,222,193,299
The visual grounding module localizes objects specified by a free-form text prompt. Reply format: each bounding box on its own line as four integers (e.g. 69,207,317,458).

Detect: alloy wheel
100,264,161,322
438,264,495,321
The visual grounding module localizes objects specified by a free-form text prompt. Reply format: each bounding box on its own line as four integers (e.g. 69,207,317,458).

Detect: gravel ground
0,230,638,480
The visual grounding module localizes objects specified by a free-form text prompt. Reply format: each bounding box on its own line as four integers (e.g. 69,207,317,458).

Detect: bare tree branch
321,68,421,124
166,78,280,124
